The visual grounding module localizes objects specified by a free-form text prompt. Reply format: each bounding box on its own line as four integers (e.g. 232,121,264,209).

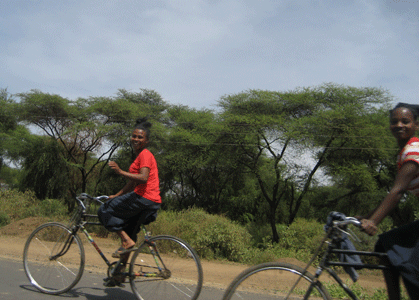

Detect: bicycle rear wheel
223,262,331,300
23,222,85,294
129,235,203,300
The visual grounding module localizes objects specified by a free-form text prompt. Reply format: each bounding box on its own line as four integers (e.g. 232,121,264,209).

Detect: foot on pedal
103,277,125,288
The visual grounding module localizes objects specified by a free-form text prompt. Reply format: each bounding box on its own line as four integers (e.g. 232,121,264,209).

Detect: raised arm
108,161,150,198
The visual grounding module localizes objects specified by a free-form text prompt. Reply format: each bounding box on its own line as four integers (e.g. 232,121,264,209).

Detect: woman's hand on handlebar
360,219,378,236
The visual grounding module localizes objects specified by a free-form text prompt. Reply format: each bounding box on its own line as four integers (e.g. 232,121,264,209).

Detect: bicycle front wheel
129,235,203,300
23,222,85,294
223,262,331,300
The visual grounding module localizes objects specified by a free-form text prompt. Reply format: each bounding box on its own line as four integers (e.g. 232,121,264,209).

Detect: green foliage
324,280,408,300
0,211,10,227
0,89,33,175
146,210,375,266
0,88,17,133
2,84,406,251
0,189,68,225
245,217,381,266
0,190,382,267
0,189,39,221
19,136,70,200
38,198,68,217
256,219,328,263
242,219,323,263
217,84,393,243
0,165,21,188
148,208,252,262
14,89,168,210
158,105,246,214
277,218,325,252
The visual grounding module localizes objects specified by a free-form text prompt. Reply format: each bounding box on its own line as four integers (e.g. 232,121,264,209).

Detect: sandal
112,246,134,258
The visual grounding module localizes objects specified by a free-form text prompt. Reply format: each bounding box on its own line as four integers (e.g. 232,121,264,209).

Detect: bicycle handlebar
76,193,109,210
333,217,362,228
95,195,110,202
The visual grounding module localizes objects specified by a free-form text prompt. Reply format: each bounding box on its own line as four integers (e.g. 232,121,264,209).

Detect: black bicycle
23,193,203,300
223,214,390,300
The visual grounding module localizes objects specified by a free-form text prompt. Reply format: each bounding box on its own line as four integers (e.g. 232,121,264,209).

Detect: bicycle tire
223,262,331,300
129,235,203,300
23,222,85,294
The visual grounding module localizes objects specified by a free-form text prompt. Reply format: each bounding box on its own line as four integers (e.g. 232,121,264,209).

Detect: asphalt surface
1,257,225,300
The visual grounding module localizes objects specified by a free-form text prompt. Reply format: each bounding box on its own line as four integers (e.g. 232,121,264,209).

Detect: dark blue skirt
97,192,160,242
375,220,419,296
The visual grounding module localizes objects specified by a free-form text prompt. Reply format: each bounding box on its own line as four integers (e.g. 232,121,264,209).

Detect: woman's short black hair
391,103,419,120
134,117,152,139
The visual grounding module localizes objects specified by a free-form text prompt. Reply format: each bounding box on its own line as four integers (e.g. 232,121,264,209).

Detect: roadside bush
0,211,11,227
38,198,67,217
148,208,252,262
0,189,39,221
0,189,381,266
243,219,329,264
0,189,68,227
278,218,325,253
245,221,273,248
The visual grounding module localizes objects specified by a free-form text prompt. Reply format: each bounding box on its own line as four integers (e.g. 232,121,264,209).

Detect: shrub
245,222,273,248
0,211,11,227
0,189,70,228
243,219,330,264
278,218,325,252
0,189,39,221
148,208,252,261
39,198,67,217
0,190,380,266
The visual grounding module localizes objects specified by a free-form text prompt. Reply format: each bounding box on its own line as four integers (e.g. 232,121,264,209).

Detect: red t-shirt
128,149,161,203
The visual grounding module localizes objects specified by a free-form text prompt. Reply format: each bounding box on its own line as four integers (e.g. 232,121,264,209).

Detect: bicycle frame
79,215,114,268
300,225,390,300
56,195,167,279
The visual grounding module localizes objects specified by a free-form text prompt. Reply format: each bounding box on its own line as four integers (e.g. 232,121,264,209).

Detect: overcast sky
1,0,418,109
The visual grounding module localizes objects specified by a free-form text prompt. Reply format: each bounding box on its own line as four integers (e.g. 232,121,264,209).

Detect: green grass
323,280,409,300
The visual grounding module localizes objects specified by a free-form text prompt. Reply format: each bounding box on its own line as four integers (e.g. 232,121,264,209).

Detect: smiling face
390,107,419,148
131,129,149,153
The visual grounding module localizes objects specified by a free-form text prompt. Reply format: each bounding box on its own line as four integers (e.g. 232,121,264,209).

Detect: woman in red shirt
98,117,161,260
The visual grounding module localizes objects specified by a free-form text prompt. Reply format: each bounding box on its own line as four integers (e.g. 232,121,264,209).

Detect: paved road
1,257,225,300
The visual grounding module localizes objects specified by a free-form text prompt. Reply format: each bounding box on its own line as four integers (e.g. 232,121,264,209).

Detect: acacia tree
16,89,168,209
0,88,16,173
308,86,406,225
0,88,32,178
285,84,394,222
20,136,70,199
218,83,392,243
158,105,247,213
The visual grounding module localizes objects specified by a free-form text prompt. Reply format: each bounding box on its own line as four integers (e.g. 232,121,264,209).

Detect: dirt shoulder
0,217,385,292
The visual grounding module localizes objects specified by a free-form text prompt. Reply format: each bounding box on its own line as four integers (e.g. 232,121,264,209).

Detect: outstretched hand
361,219,378,236
109,161,122,175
